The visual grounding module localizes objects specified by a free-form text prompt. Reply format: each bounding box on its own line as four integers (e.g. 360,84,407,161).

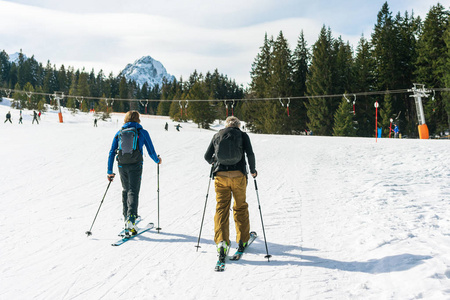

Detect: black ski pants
118,163,143,220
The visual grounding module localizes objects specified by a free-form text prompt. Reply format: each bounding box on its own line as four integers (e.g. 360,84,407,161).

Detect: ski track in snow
1,100,450,299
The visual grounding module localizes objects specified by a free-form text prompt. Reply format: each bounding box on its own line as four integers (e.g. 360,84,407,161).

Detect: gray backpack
214,128,243,165
117,127,143,164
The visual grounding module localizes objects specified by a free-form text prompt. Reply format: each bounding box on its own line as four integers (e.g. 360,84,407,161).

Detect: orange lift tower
408,84,430,139
54,91,64,123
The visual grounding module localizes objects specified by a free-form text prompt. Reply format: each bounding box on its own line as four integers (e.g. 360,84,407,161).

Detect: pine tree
23,82,39,110
415,4,450,134
250,33,272,98
353,35,376,137
186,81,215,129
69,69,79,97
372,2,419,136
169,99,182,121
306,26,335,135
66,97,76,112
95,70,105,100
247,34,273,132
264,31,293,134
96,97,109,119
379,93,394,136
77,71,90,97
292,31,309,97
334,38,354,94
372,2,397,91
268,31,293,97
443,22,450,130
8,63,18,89
23,55,40,88
57,65,69,95
157,100,171,116
16,50,26,89
333,97,356,136
43,61,58,94
291,31,310,132
0,50,10,87
36,86,46,112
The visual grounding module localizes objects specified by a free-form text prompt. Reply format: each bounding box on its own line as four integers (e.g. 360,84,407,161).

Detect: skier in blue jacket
107,111,162,234
394,124,399,138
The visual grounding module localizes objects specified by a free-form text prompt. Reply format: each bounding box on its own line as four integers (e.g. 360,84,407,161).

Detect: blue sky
0,0,443,86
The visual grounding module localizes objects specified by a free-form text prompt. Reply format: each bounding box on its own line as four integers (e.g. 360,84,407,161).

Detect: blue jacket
108,122,159,174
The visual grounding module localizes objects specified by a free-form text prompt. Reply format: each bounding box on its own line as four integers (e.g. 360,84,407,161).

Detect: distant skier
18,115,23,124
164,122,168,131
32,111,39,124
394,124,399,138
94,118,98,127
4,111,12,123
175,124,182,131
204,116,257,262
107,111,162,235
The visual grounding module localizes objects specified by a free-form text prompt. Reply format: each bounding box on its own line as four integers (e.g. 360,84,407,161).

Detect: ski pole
195,165,214,251
156,156,161,233
85,180,112,237
253,178,272,261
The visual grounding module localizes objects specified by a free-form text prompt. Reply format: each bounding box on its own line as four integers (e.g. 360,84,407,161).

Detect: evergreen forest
1,2,449,137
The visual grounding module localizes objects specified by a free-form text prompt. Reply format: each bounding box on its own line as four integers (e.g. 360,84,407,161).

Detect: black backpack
116,127,143,164
214,127,243,165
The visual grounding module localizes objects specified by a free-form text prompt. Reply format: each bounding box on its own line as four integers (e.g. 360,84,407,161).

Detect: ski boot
125,215,138,236
217,241,230,263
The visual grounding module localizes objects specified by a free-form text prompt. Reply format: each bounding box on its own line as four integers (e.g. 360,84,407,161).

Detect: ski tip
214,265,226,272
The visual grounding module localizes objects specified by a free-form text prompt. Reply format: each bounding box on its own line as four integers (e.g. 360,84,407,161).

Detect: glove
107,173,115,182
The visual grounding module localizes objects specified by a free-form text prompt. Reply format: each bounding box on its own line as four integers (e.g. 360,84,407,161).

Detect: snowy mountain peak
9,52,27,64
120,55,175,88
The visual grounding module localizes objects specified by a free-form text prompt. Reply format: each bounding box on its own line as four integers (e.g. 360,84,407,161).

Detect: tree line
1,2,449,137
248,2,450,137
0,49,243,127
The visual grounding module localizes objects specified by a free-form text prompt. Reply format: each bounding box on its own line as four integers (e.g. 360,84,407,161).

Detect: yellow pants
214,171,250,245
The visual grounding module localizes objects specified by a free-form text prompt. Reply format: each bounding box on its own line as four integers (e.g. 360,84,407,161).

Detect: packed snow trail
1,102,450,299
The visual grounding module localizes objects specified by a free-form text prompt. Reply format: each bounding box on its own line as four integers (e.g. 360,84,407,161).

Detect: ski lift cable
1,87,449,104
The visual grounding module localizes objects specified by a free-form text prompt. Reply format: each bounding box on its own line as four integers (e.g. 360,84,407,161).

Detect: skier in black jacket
204,116,257,258
4,111,12,123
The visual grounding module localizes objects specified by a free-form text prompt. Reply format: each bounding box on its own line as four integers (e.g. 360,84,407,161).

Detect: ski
111,222,154,246
117,216,142,236
214,244,230,272
229,231,258,261
215,259,226,272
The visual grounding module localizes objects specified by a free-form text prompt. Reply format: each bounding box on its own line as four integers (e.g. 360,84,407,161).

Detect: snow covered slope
1,100,450,299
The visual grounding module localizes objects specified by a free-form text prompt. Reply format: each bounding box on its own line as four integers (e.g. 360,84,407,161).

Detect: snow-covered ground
1,98,450,299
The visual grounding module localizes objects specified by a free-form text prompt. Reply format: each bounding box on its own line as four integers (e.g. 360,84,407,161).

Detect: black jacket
204,127,256,176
